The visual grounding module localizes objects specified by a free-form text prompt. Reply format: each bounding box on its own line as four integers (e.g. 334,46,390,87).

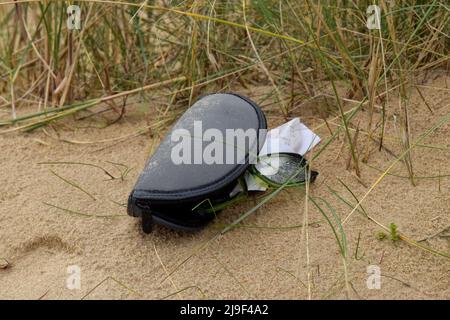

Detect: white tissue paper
259,118,321,157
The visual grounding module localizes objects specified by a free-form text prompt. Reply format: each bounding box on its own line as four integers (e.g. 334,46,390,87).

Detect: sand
0,72,449,300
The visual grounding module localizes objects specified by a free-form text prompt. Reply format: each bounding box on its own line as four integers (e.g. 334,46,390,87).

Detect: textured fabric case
128,93,267,233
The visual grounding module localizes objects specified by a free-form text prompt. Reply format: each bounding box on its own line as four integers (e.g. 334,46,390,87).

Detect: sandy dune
0,73,449,299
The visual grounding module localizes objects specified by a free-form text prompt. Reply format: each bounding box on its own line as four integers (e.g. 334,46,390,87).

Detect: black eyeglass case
128,93,267,233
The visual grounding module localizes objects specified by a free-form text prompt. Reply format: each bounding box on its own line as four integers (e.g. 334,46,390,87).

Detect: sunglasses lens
254,153,315,186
